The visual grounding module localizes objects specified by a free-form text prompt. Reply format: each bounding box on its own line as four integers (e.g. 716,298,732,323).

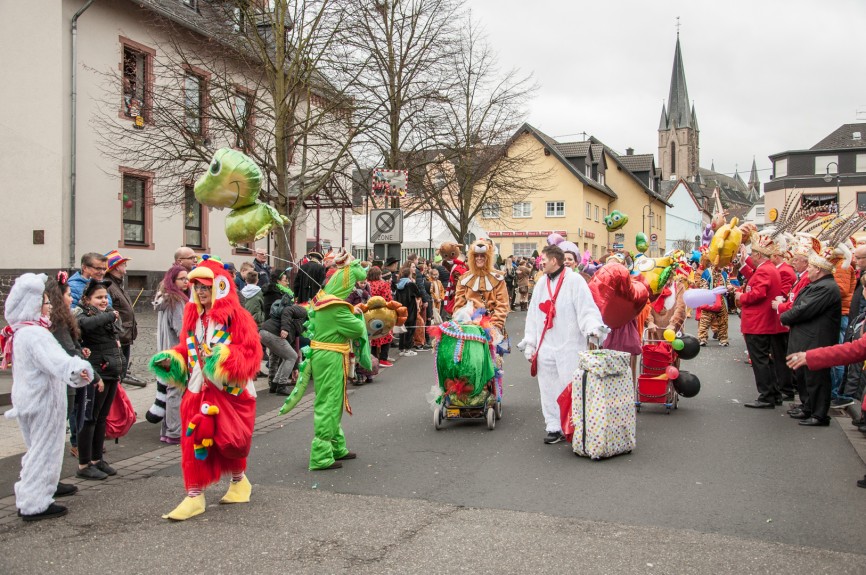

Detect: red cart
636,329,679,414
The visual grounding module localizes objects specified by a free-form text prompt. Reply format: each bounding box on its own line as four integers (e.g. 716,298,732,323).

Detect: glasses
87,264,108,272
179,256,197,261
192,284,212,291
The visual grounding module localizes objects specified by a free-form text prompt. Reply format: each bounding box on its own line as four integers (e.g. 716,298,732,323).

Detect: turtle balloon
194,148,289,246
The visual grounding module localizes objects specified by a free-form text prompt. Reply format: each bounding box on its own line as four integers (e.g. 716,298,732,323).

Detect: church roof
698,167,752,207
810,123,866,151
660,36,695,131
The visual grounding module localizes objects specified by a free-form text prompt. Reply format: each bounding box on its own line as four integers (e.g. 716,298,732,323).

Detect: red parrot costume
149,255,262,520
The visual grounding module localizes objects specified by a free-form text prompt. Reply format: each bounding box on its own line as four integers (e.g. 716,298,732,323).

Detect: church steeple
748,157,761,201
658,33,700,182
662,36,694,130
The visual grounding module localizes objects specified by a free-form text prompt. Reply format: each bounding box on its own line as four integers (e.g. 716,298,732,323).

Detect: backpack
270,296,286,320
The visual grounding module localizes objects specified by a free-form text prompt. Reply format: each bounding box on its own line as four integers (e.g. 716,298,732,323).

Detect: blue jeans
830,315,849,399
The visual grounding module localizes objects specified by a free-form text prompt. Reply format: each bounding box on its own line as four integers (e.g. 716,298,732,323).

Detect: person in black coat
259,294,308,395
393,268,420,356
780,259,842,426
294,252,326,304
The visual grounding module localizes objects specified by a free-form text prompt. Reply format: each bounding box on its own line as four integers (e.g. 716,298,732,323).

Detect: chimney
626,147,634,156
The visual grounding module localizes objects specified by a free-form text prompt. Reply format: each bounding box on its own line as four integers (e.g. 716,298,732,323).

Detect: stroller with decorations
636,328,679,414
429,309,507,430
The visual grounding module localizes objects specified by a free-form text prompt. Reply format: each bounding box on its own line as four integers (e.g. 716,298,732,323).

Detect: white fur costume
3,274,92,515
520,268,607,432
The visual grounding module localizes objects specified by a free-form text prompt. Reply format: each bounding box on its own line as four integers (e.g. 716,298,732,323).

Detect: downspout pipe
70,0,96,269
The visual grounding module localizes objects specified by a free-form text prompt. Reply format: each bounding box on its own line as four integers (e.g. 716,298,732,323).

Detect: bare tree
92,0,358,260
402,20,547,243
341,0,461,210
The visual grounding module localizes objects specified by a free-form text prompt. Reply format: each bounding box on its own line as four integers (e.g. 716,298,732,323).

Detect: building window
233,7,246,33
857,192,866,212
546,201,565,217
670,141,676,174
585,165,591,178
120,169,153,247
602,208,607,220
512,242,535,258
184,73,205,135
857,154,866,173
756,206,765,217
814,155,838,175
802,193,838,213
775,158,788,178
481,202,500,219
120,39,155,122
184,184,205,248
235,91,253,150
594,205,599,222
585,202,591,218
512,202,531,218
598,172,605,186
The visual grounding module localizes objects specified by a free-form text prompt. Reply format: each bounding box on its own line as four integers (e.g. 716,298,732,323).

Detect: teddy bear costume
3,273,93,519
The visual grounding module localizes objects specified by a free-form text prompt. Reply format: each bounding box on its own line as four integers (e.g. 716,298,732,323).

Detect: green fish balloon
604,210,628,232
194,148,289,246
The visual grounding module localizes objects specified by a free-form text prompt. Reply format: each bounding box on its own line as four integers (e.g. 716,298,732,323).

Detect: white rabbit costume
3,273,92,516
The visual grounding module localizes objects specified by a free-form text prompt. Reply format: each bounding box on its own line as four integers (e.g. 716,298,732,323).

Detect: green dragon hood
323,260,367,300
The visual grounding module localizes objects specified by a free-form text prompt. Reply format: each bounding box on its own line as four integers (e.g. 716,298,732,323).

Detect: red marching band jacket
776,273,811,315
739,260,786,334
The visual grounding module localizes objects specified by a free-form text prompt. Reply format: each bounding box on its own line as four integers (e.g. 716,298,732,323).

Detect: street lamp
642,203,655,234
823,161,840,214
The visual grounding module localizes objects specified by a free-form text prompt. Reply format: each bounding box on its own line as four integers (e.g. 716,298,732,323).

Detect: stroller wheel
494,400,503,420
486,407,496,430
433,407,442,430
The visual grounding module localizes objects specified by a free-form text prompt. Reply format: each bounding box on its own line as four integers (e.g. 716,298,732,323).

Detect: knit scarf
0,317,51,369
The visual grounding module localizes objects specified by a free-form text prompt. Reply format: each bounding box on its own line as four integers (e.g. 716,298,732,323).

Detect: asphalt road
1,312,864,573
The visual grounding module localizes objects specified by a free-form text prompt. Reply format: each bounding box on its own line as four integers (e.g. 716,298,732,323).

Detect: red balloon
588,262,650,329
666,365,679,379
124,199,134,209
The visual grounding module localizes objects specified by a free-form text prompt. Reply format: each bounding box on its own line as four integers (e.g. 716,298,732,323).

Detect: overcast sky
467,0,866,186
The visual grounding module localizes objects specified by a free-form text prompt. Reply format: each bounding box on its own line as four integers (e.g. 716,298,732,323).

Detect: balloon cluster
662,330,700,360
661,330,701,397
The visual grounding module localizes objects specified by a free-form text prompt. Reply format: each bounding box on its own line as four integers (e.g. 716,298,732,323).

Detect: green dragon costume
194,148,288,246
280,260,372,470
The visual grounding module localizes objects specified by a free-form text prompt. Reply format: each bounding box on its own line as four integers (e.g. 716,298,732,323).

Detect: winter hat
105,250,131,271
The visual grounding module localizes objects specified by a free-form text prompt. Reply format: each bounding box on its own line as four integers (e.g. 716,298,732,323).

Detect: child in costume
74,279,124,480
149,255,262,520
279,258,372,470
3,273,93,521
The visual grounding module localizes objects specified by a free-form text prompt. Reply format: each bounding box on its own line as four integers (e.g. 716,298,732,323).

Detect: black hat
308,251,324,261
384,257,399,267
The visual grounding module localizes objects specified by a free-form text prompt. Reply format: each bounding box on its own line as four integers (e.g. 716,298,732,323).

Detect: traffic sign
612,243,624,250
369,208,403,243
650,233,658,242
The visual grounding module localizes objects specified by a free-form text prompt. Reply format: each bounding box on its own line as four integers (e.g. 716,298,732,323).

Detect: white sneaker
405,350,418,356
398,351,406,357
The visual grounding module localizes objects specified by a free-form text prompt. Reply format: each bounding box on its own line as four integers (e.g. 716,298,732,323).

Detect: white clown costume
3,274,92,518
519,267,607,434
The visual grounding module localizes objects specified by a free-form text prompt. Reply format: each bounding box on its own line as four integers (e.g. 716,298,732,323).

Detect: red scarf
651,287,672,313
0,317,51,369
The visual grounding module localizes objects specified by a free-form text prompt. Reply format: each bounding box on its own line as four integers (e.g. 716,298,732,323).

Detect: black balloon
677,334,701,360
673,371,701,398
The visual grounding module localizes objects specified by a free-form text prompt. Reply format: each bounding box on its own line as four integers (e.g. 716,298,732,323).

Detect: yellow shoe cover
161,494,206,521
220,475,251,504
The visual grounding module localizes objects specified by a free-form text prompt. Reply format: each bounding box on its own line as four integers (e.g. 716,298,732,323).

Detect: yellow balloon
663,329,676,342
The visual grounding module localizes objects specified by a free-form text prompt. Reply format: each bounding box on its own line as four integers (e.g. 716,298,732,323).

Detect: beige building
482,124,669,260
0,0,349,301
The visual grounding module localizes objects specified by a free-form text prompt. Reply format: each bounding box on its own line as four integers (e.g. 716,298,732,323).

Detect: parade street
0,312,865,574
